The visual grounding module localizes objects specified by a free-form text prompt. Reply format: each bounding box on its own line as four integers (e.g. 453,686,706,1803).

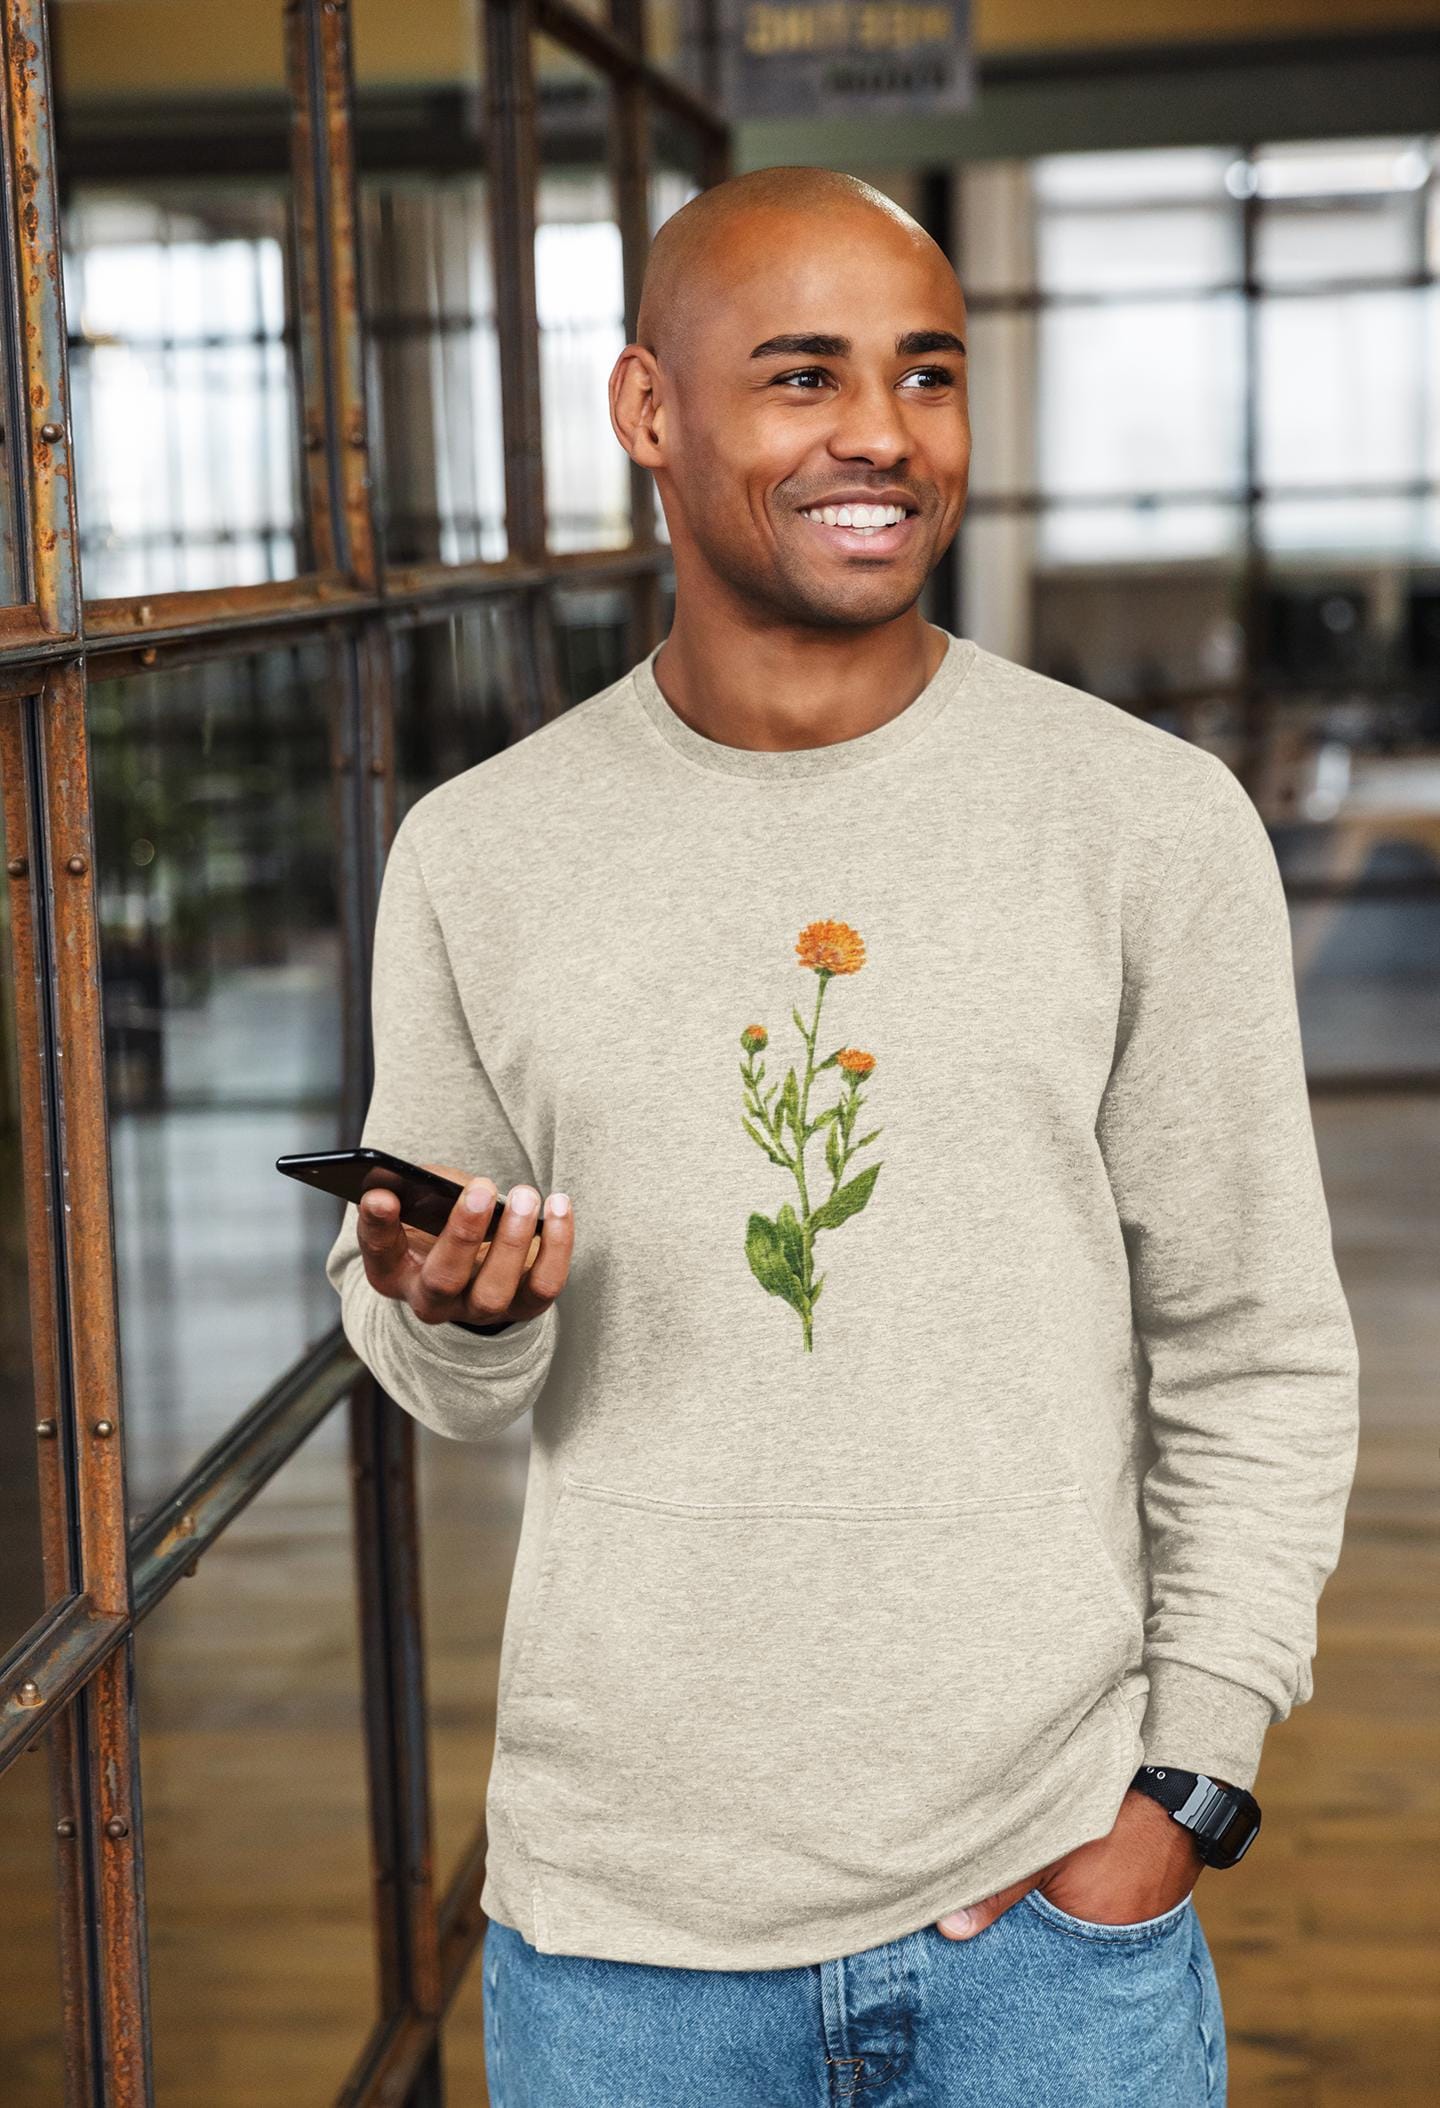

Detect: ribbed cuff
385,1288,554,1372
1139,1659,1275,1792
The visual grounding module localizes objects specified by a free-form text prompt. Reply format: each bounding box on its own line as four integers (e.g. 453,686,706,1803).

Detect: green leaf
807,1104,840,1133
745,1213,808,1314
741,1117,790,1168
852,1127,883,1150
792,1005,809,1041
824,1121,841,1180
811,1272,826,1303
814,1048,842,1070
808,1161,880,1233
776,1201,804,1278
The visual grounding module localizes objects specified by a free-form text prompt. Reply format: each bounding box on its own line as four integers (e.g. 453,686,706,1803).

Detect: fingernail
507,1185,539,1217
462,1179,491,1214
547,1191,571,1216
937,1910,973,1935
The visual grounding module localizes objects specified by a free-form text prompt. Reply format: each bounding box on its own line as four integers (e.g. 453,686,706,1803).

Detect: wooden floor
1,1093,1434,2104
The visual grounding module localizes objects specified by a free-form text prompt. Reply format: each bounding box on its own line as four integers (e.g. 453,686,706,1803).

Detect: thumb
935,1872,1036,1941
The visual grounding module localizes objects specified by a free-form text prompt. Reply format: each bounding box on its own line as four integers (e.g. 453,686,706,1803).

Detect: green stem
793,973,828,1311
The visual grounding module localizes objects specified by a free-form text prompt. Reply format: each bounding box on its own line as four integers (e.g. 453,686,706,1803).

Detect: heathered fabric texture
324,632,1360,1972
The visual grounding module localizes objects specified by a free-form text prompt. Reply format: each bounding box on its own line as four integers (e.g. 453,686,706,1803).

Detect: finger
442,1181,545,1325
473,1188,574,1324
410,1175,500,1318
935,1871,1037,1940
356,1187,420,1298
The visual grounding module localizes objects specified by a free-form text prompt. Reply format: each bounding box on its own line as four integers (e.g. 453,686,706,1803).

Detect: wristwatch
1128,1764,1262,1868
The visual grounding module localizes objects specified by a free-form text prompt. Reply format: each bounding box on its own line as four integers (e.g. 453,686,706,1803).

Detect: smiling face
613,185,971,633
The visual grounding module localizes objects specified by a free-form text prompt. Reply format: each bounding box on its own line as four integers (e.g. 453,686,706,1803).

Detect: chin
789,581,924,629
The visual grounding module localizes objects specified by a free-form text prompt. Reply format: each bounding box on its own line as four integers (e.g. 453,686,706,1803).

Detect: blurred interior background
1,1,1436,2102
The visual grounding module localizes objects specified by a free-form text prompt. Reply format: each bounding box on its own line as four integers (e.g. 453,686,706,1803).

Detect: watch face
1209,1797,1261,1865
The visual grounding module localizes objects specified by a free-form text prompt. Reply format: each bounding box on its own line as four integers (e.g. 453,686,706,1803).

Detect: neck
652,604,949,755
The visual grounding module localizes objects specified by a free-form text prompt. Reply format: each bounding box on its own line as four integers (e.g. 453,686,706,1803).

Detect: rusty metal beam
314,0,380,593
7,0,81,637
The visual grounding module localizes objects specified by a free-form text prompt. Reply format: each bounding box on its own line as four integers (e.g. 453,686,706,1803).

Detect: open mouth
796,502,919,557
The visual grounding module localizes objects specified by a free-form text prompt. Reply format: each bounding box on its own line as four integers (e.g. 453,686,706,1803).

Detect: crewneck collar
629,630,977,782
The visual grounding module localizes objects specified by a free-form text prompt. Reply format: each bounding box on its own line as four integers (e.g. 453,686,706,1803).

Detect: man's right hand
356,1164,573,1333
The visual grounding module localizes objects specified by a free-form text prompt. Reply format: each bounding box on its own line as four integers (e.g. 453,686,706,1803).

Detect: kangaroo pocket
496,1474,1141,1946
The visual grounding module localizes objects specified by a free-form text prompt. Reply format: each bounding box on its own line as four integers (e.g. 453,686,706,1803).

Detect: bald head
610,163,970,634
636,167,940,369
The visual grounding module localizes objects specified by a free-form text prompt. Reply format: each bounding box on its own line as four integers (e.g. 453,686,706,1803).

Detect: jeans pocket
1022,1884,1195,1943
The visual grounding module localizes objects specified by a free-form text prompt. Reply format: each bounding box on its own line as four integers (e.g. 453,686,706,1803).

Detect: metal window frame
0,1,729,2101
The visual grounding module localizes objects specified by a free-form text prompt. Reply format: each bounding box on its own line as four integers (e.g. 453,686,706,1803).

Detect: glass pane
393,602,538,820
552,584,634,704
1250,135,1432,200
1258,290,1426,492
0,1714,67,2105
1258,495,1437,558
1037,205,1239,295
1038,502,1245,565
86,643,344,1516
1037,296,1246,499
352,0,507,568
419,1414,526,1891
535,37,629,554
51,2,306,599
1032,147,1235,207
1255,197,1419,286
138,1420,377,2104
0,749,47,1649
1032,568,1244,706
1279,792,1440,1082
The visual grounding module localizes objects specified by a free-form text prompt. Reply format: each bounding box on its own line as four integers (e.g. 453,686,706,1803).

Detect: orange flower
836,1048,876,1076
795,920,866,976
740,1023,768,1053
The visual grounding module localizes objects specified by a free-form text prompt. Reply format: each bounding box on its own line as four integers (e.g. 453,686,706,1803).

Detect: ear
609,343,666,469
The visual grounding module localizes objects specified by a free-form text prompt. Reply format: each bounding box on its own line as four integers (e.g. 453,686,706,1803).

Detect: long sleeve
324,810,558,1441
1096,754,1360,1791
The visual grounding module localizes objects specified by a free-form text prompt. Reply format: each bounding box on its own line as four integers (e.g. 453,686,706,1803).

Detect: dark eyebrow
898,329,966,357
749,329,966,360
750,333,849,359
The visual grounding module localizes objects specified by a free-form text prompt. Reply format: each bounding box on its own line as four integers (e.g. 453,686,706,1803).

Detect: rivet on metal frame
6,855,25,876
35,1418,56,1438
92,1418,115,1437
66,854,87,875
138,647,158,667
17,1679,42,1708
56,1818,77,1839
39,422,63,443
104,1817,129,1840
176,1513,197,1537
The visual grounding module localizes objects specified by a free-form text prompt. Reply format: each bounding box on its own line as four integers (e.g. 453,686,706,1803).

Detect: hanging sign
718,0,973,121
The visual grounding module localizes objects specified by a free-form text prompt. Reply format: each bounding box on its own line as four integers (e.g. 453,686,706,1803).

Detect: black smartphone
275,1146,545,1243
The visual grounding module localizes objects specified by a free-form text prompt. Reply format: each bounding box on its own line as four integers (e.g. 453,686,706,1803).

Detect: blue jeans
481,1888,1227,2105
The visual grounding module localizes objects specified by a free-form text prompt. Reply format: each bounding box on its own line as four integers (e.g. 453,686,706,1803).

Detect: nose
826,373,910,469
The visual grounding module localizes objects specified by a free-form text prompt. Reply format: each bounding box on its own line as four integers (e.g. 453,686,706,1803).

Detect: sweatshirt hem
479,1686,1147,1973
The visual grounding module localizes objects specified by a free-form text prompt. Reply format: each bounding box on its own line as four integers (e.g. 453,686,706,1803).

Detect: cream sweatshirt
324,631,1360,1971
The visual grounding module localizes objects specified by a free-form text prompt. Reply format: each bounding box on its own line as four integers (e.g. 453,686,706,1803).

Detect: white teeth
802,503,908,531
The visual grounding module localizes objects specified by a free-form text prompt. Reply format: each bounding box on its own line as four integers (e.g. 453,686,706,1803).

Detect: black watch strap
1129,1764,1262,1869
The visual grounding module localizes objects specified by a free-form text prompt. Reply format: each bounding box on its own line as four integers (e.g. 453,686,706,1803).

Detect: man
325,167,1359,2104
